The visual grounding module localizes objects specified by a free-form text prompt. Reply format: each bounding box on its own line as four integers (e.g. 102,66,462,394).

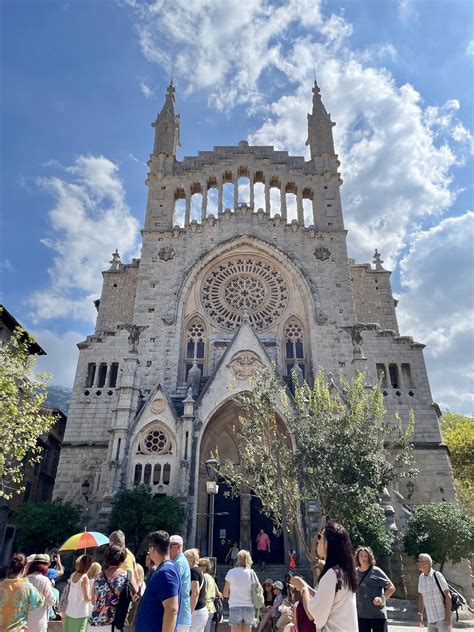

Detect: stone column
184,189,191,227
280,182,287,221
297,188,304,225
312,194,318,227
249,174,255,209
233,173,239,209
217,178,223,214
265,181,271,214
201,182,208,222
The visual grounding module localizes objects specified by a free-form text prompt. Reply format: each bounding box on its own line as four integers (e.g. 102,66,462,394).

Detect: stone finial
152,82,181,158
126,324,148,353
108,249,121,271
373,249,386,271
306,80,336,159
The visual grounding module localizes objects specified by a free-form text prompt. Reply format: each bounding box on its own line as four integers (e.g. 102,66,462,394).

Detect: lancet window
185,317,207,379
284,317,306,378
132,424,174,492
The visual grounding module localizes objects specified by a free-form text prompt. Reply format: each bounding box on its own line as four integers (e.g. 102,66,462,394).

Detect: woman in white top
223,549,256,632
64,554,93,632
27,554,58,632
290,522,358,632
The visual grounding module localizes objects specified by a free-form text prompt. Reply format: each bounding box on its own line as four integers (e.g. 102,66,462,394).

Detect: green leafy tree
441,412,474,517
108,486,185,552
403,501,474,571
15,499,82,554
0,321,56,499
222,368,416,564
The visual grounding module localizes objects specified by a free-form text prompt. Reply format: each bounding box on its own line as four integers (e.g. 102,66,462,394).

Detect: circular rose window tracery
136,427,172,456
201,258,289,331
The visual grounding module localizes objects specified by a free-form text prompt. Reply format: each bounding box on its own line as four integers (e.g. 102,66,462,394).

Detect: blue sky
1,0,473,414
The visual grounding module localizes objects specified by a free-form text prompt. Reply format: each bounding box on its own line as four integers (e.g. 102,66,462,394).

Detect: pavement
388,627,473,632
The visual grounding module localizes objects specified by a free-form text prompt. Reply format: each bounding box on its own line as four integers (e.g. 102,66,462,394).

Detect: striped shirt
418,569,449,623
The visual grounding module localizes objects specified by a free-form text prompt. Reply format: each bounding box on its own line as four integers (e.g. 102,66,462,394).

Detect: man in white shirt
416,553,452,631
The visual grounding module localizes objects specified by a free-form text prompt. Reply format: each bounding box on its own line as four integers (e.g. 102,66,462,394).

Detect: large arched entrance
197,399,285,563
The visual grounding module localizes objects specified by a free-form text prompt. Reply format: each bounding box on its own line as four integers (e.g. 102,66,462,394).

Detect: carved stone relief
227,350,266,379
314,247,331,261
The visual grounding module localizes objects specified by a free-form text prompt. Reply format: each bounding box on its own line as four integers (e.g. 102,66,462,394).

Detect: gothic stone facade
54,83,470,597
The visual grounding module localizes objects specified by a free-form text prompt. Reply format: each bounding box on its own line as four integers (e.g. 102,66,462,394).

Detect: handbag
434,572,461,621
58,580,70,613
212,594,223,623
250,569,265,610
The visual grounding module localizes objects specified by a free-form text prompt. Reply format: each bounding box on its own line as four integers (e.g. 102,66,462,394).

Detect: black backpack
433,571,462,622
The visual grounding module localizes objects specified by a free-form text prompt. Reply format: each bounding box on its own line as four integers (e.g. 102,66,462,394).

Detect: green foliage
441,412,474,517
403,501,474,571
15,499,82,554
223,368,417,562
0,319,56,499
349,504,395,560
108,486,185,551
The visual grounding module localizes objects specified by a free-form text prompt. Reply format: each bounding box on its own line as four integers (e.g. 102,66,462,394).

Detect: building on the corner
0,306,67,567
53,83,470,598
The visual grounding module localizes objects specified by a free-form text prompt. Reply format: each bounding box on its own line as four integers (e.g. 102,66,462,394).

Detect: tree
403,501,474,571
441,412,474,517
0,322,56,499
222,368,416,564
15,499,82,554
108,486,185,552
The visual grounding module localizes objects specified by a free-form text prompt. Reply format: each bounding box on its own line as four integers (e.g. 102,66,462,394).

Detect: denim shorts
228,606,256,627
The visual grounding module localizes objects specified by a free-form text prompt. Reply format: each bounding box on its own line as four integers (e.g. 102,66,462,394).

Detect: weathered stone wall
96,262,140,333
350,263,399,333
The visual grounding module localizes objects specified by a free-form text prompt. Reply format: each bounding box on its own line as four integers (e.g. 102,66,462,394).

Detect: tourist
170,534,192,632
47,552,65,582
257,578,274,632
355,545,395,632
416,553,452,630
63,554,93,632
145,552,157,584
185,548,209,632
27,553,58,632
136,563,146,595
198,557,220,632
135,530,180,632
290,522,358,631
88,544,128,630
109,530,139,590
0,553,44,631
291,587,315,632
256,529,271,570
86,563,102,617
225,542,240,567
223,549,256,632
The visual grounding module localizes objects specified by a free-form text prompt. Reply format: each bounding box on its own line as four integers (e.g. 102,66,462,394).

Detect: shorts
228,606,256,627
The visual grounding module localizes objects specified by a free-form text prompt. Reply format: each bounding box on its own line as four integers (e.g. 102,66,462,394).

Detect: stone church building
54,82,469,595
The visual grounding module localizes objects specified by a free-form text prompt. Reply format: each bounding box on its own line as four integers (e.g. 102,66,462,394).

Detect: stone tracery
200,258,289,331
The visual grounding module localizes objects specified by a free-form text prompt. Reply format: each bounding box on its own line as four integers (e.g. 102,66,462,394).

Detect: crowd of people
0,523,455,632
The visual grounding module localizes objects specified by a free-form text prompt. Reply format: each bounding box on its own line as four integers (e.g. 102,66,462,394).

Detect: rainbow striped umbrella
58,530,109,551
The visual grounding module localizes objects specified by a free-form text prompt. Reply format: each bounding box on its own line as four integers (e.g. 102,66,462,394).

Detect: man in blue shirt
136,530,181,632
170,534,192,632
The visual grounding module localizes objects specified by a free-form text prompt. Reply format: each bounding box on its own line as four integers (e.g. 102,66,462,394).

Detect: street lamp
205,458,220,558
81,479,90,502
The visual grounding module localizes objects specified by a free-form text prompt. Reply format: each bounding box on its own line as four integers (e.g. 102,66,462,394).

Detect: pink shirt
256,533,270,551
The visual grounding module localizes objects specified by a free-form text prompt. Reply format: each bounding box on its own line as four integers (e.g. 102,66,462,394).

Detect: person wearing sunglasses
290,523,358,632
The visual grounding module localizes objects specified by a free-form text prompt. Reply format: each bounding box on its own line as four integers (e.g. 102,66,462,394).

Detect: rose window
136,428,172,455
201,258,289,331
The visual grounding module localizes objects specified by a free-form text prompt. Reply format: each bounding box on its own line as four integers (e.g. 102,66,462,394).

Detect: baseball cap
170,535,183,546
273,581,284,590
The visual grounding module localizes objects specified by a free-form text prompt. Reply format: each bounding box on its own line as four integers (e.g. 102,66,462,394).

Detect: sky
1,0,473,415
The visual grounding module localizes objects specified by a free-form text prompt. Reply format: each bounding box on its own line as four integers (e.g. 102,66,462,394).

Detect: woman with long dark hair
290,522,358,631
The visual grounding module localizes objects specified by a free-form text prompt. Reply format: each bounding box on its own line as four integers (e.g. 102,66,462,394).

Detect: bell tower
306,80,336,158
151,81,181,159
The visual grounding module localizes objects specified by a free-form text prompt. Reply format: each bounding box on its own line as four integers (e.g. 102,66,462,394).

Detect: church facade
54,82,468,595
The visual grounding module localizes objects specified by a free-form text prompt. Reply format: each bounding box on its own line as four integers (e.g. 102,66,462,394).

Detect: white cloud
29,155,140,323
397,212,474,414
34,328,83,387
140,81,153,98
467,40,474,56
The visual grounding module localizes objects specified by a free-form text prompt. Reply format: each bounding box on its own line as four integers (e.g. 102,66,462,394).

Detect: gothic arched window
184,317,207,380
284,317,306,378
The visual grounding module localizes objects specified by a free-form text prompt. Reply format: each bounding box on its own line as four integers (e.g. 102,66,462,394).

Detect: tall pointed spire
152,82,181,158
306,79,336,159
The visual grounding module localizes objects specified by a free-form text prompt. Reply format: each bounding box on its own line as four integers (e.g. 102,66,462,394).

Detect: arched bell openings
132,423,174,493
283,317,307,378
184,316,207,380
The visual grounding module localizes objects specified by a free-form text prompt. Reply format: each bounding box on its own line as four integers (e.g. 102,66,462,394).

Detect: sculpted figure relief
227,350,265,379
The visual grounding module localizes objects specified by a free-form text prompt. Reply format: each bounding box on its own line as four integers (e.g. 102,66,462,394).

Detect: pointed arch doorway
197,399,285,563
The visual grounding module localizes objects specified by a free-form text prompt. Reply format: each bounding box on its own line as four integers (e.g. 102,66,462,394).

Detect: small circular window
136,427,172,455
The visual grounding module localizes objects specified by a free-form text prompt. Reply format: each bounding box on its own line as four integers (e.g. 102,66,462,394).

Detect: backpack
250,569,265,610
213,594,224,623
58,580,70,613
433,571,462,621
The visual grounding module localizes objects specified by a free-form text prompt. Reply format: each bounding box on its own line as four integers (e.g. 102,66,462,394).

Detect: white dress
307,568,358,632
27,572,57,632
66,573,90,619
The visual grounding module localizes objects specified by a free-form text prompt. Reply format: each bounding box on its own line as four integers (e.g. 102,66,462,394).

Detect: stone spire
306,80,336,159
152,82,181,158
